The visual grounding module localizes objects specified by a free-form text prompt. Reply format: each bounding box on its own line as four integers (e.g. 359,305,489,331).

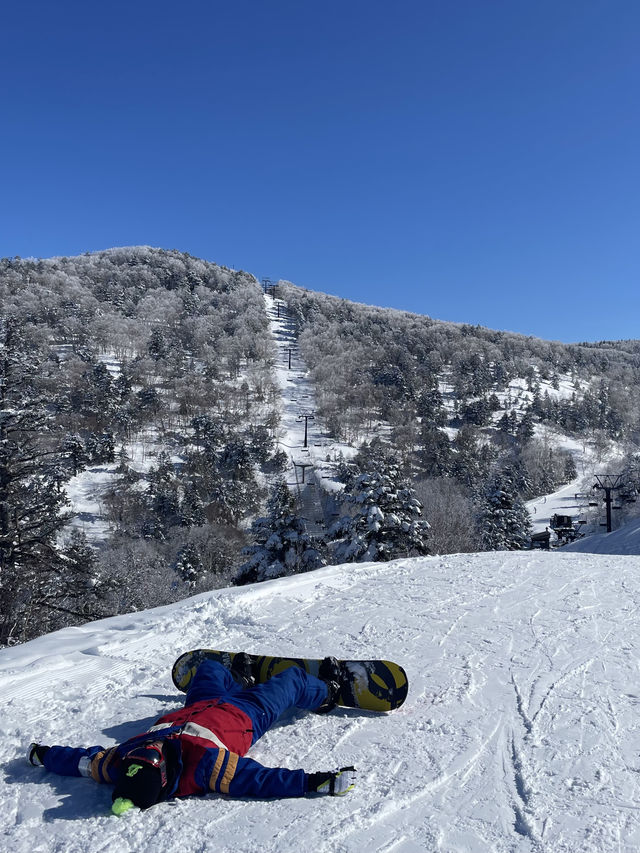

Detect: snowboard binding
314,656,343,714
230,652,258,689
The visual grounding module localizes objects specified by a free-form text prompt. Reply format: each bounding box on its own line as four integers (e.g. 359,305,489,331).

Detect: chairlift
550,514,573,530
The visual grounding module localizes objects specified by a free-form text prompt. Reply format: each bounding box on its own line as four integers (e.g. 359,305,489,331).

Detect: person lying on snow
28,655,356,814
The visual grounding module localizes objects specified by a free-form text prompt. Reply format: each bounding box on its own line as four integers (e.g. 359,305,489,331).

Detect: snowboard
172,649,408,712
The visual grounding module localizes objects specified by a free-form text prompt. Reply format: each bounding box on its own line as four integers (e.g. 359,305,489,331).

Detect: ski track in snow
1,551,640,852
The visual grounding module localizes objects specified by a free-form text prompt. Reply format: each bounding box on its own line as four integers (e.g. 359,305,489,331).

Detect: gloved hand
307,766,356,796
28,743,50,767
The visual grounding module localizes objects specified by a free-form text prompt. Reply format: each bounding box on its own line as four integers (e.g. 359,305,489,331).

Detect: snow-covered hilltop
2,551,639,852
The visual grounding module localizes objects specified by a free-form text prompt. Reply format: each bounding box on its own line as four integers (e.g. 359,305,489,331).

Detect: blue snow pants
184,659,328,744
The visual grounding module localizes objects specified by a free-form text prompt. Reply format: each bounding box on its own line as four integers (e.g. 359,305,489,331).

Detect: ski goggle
124,743,168,788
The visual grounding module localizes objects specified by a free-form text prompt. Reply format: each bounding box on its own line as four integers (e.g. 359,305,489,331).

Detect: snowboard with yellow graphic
172,649,408,712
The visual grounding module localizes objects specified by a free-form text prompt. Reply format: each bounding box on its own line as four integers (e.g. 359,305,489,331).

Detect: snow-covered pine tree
516,410,535,444
215,439,261,522
477,468,532,551
144,451,180,538
175,542,205,589
85,431,116,465
563,452,578,481
417,424,452,478
62,433,89,477
81,361,119,431
450,425,494,488
180,482,206,527
56,529,113,621
330,447,430,563
236,479,325,584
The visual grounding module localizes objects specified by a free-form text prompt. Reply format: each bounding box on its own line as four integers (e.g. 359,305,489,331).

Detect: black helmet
112,742,169,811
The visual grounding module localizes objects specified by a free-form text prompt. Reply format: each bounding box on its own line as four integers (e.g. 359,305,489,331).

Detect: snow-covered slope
266,291,350,492
526,476,586,536
563,516,640,556
2,553,639,852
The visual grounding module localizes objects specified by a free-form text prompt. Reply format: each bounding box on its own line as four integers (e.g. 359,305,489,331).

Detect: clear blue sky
1,0,638,343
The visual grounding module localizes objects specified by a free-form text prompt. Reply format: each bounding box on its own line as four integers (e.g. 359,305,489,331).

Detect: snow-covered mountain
3,246,640,649
2,551,638,852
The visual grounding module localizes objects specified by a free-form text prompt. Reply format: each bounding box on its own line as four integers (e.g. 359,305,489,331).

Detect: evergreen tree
417,425,451,478
498,411,518,437
56,529,113,621
207,476,261,526
247,424,274,464
80,361,119,429
563,452,578,481
219,440,254,482
477,468,531,551
135,385,161,419
450,426,494,488
143,451,180,539
148,327,169,360
191,414,225,452
63,433,89,476
85,431,116,465
180,482,206,527
516,410,535,444
236,480,325,583
330,448,430,563
416,386,448,427
175,542,205,589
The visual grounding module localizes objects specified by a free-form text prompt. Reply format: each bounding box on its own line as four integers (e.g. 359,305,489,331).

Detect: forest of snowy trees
277,281,640,556
0,248,282,643
2,248,640,644
280,282,640,449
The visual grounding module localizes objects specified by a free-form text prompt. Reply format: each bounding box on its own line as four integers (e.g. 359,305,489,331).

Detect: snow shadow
5,758,111,821
4,756,36,785
102,713,167,743
42,784,113,822
100,694,180,741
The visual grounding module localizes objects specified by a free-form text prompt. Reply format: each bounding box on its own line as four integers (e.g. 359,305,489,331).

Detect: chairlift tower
293,461,312,484
297,412,315,449
262,277,278,298
592,473,624,533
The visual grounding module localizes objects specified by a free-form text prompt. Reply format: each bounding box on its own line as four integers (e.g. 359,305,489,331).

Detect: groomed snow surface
2,552,639,852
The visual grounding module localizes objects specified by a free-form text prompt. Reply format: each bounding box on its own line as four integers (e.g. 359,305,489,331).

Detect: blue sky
1,0,638,343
